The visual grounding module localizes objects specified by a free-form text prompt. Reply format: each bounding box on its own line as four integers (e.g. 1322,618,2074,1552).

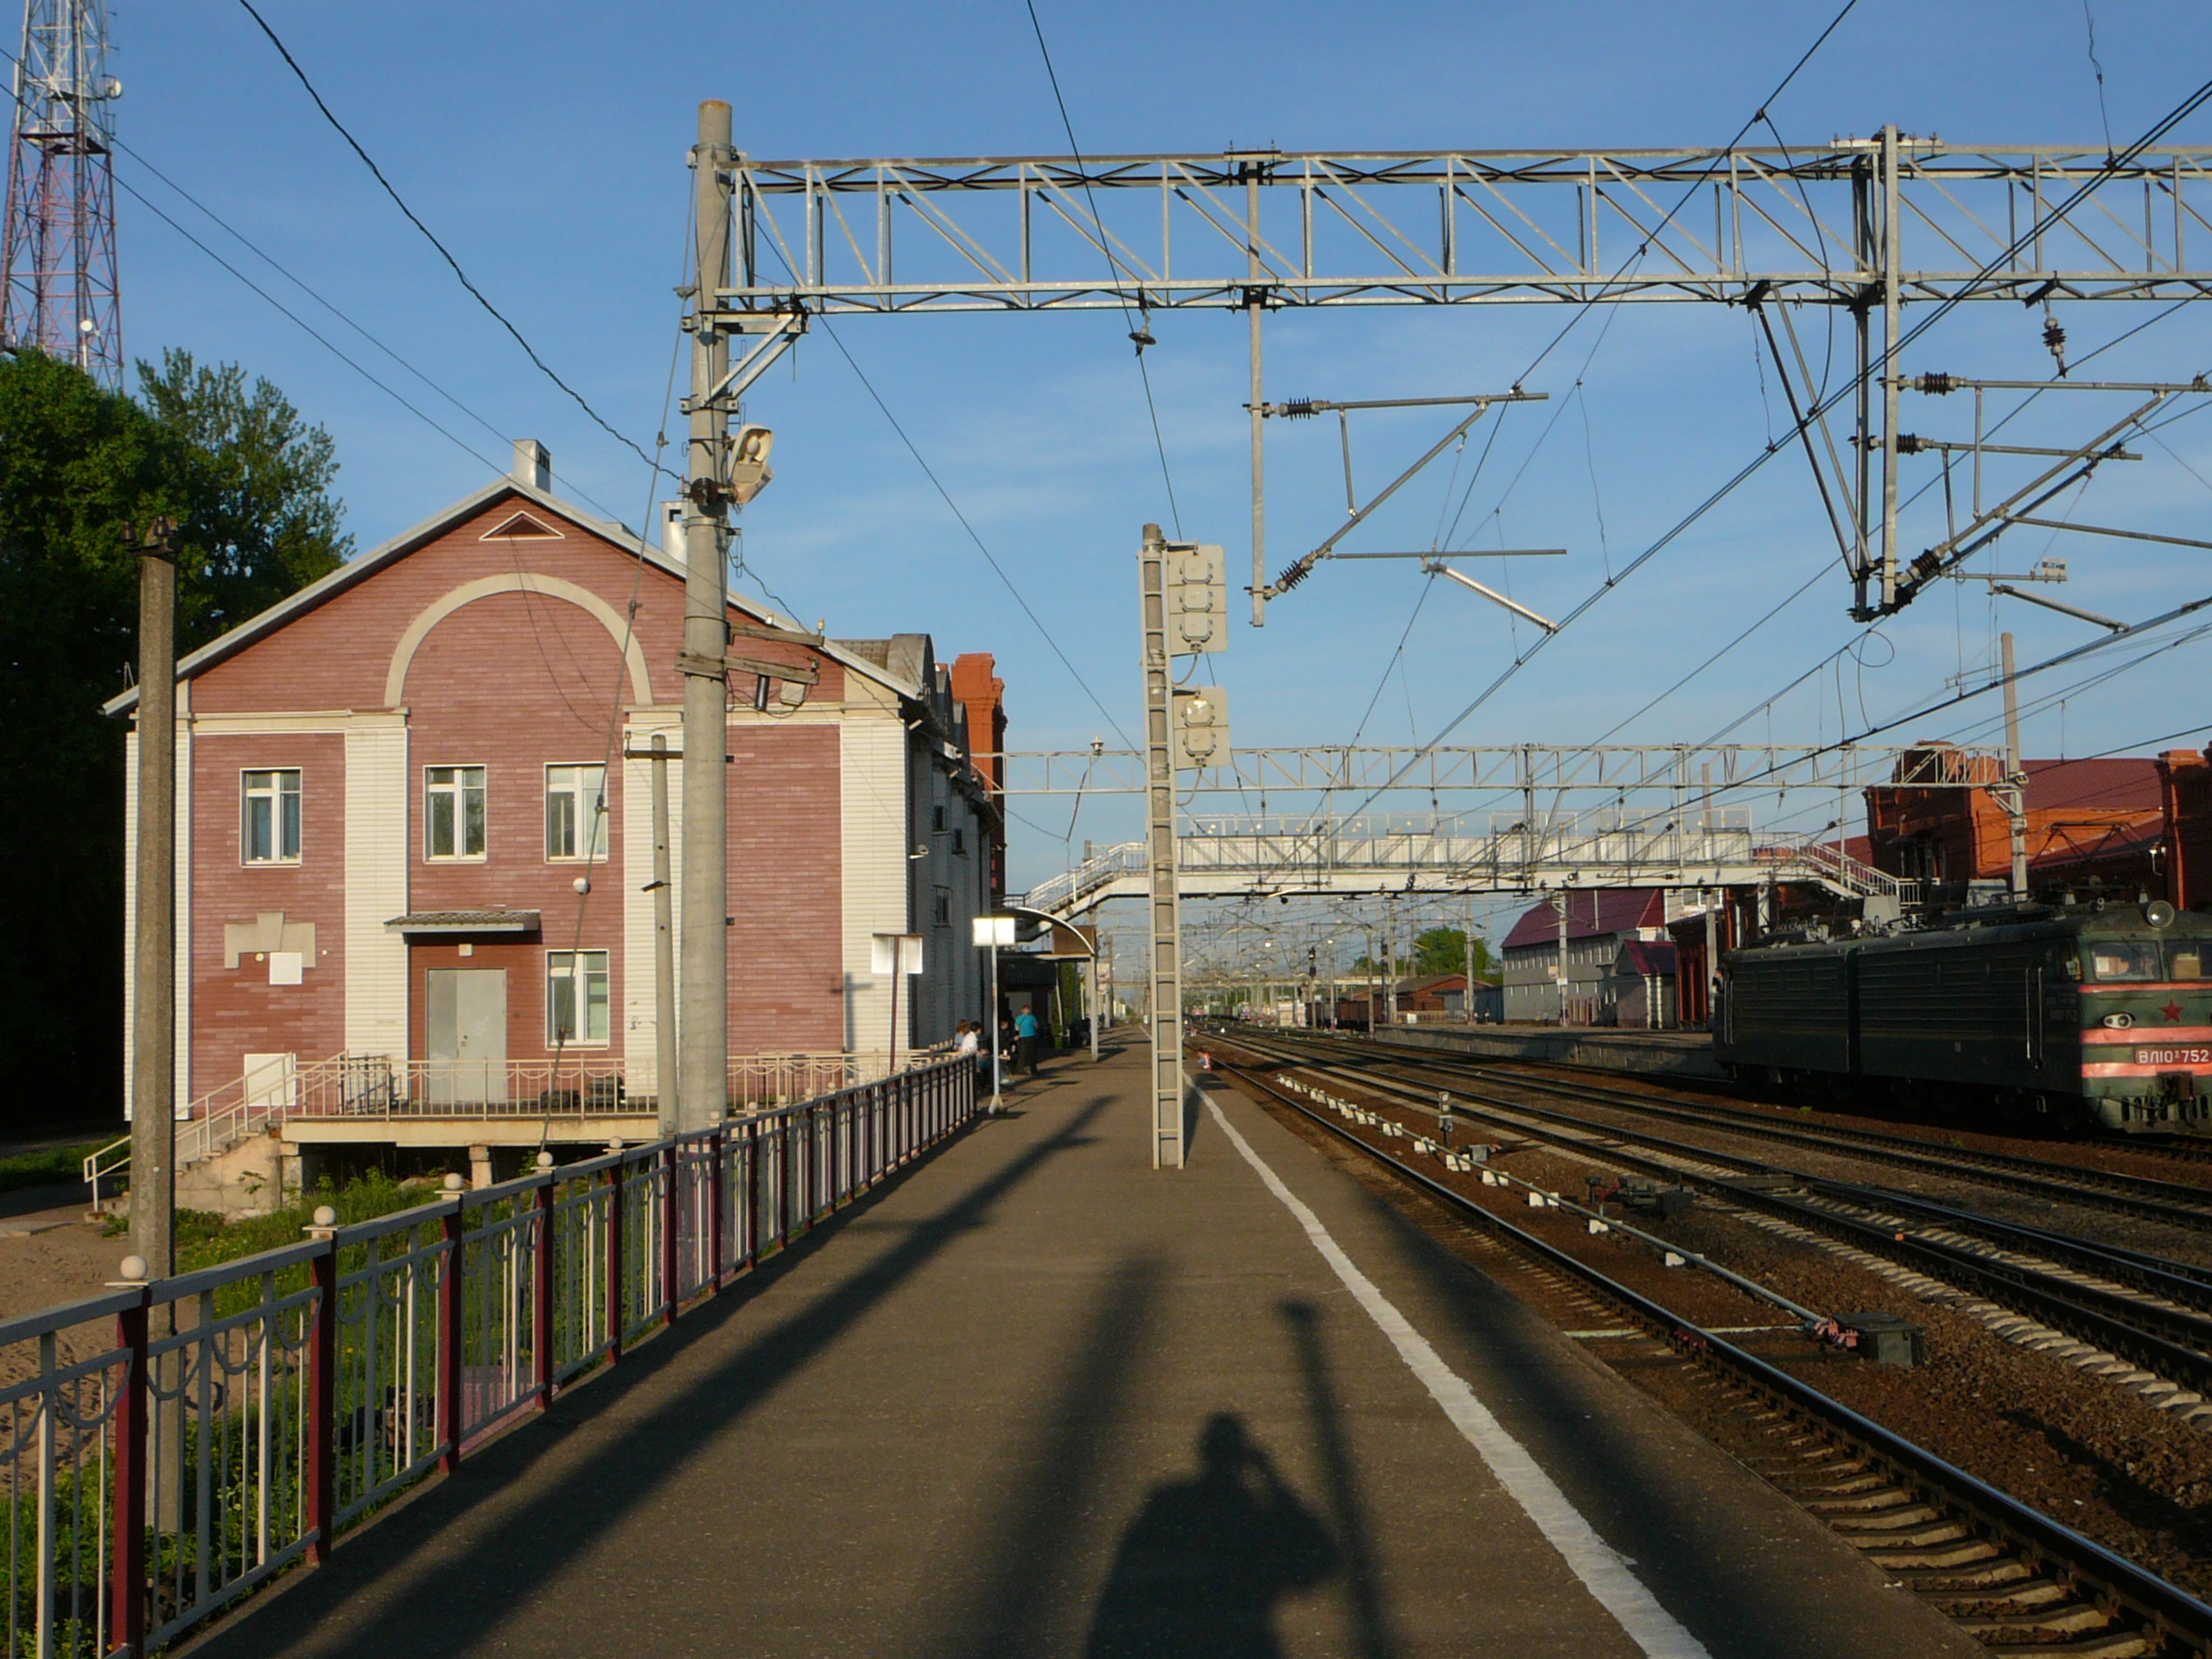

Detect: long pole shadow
194,1095,1117,1658
1281,1300,1398,1659
931,1252,1163,1659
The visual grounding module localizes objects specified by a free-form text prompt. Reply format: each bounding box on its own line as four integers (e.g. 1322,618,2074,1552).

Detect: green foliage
0,1141,105,1192
1351,927,1493,980
0,349,349,1131
178,1171,422,1278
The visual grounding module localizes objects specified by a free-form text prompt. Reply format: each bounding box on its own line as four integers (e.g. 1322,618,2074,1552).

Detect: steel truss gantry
728,143,2212,312
984,741,1999,797
715,134,2212,622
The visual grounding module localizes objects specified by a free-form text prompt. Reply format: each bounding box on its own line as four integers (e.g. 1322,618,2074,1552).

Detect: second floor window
241,770,302,864
545,765,607,861
425,766,487,860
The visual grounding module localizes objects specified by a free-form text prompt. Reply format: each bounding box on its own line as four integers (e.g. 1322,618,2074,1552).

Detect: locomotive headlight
2103,1012,2136,1030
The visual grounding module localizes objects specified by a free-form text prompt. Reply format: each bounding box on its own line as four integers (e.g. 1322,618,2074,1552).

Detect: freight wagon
1716,901,2212,1133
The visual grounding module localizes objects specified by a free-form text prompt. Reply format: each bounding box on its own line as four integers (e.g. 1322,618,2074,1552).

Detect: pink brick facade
118,464,1000,1116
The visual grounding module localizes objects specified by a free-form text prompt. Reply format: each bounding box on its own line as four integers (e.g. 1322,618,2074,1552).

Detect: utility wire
809,311,1137,751
234,0,672,481
1020,0,1184,537
1345,66,2212,821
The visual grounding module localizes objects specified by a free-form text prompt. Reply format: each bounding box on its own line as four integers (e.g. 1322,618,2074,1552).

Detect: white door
426,969,507,1105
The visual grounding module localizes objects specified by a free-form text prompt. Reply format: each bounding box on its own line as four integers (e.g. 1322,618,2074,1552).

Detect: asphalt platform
186,1043,1975,1659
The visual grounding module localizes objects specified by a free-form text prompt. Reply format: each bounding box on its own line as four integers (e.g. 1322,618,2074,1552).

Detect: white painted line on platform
1205,1096,1712,1659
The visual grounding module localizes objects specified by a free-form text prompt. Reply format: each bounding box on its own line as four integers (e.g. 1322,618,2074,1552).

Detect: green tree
1353,927,1493,979
0,349,348,1131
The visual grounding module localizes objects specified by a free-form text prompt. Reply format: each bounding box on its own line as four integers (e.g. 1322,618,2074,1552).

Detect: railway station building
110,441,1004,1193
1499,888,1676,1024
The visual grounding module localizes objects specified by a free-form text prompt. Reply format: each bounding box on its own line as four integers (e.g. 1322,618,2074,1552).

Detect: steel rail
1224,1033,2212,1401
1291,1030,2212,1229
1207,1051,2212,1656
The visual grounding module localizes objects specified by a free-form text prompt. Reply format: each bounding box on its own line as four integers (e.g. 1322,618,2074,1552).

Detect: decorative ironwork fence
4,1057,973,1657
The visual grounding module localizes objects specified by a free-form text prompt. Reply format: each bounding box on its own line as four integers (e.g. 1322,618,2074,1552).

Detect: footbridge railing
1020,819,1916,916
10,1057,974,1658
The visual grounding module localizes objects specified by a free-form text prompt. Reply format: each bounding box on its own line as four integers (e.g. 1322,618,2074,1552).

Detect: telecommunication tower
1,0,121,386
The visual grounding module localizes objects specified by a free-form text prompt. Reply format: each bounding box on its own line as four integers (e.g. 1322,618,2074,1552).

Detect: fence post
787,1119,804,1247
661,1143,679,1326
533,1175,555,1410
438,1202,464,1473
709,1129,727,1292
306,1247,335,1561
111,1294,149,1650
746,1122,761,1266
606,1160,626,1363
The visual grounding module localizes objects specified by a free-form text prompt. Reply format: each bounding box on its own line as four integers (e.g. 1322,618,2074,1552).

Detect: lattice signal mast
1,0,121,386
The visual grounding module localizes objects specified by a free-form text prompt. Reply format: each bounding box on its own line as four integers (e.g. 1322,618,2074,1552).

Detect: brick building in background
111,442,1005,1124
1864,742,2165,894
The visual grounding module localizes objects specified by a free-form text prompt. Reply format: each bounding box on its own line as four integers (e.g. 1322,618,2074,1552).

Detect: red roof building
1501,889,1668,1023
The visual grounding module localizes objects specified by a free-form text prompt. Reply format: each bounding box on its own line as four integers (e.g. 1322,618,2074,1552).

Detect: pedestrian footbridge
1020,815,1915,919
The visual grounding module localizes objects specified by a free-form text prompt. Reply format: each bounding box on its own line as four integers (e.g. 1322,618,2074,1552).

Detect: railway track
1257,1029,2212,1229
1219,1029,2212,1410
1205,1042,2212,1658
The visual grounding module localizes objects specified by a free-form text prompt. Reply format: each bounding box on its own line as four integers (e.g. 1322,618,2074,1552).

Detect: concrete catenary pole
677,101,734,1135
130,517,177,1276
650,734,678,1133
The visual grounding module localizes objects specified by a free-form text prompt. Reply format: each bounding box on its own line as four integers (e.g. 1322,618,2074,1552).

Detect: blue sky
108,0,2212,930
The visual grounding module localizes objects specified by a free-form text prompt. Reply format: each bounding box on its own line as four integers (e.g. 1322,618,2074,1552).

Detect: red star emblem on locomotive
2160,1000,2184,1023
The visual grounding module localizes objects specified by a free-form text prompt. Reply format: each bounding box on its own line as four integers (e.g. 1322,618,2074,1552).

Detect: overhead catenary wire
233,0,672,482
1020,0,1184,538
1342,67,2212,823
804,308,1138,753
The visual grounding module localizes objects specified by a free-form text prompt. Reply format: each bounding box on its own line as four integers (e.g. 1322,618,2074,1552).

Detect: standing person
1014,1003,1040,1076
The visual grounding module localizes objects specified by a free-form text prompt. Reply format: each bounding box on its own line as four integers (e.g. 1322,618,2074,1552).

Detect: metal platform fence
4,1056,974,1658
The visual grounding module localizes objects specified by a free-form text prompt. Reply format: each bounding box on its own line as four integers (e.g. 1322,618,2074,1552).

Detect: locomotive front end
2078,906,2212,1132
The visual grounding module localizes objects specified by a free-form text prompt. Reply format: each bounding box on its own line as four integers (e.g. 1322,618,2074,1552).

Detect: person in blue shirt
1014,1005,1041,1075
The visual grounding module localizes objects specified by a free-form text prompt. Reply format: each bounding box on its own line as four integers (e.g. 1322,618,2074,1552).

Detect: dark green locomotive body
1717,905,2212,1133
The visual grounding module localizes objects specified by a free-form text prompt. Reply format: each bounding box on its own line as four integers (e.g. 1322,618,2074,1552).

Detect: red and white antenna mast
1,0,121,386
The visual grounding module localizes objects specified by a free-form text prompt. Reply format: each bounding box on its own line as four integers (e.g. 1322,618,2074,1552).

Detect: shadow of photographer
1084,1412,1337,1659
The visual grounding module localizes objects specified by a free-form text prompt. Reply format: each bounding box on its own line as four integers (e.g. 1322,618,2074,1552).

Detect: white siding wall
839,698,909,1052
620,711,682,1096
342,715,410,1059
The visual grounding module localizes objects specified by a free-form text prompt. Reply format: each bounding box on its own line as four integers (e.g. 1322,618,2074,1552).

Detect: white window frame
543,763,608,862
546,949,611,1047
424,765,488,861
240,768,302,866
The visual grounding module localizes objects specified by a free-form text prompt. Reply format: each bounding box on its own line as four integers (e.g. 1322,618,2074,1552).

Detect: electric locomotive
1715,900,2212,1133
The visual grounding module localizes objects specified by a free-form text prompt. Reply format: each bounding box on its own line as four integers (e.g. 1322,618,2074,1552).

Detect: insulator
1893,433,1925,454
1274,559,1313,592
2043,316,2068,360
1278,397,1320,419
1916,372,1955,395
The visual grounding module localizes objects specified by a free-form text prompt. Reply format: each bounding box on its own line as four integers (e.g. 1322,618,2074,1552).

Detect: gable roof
2023,757,2163,817
104,475,913,715
1501,888,1665,950
1612,939,1677,976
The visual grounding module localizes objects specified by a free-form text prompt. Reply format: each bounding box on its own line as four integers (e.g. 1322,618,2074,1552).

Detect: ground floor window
547,950,610,1046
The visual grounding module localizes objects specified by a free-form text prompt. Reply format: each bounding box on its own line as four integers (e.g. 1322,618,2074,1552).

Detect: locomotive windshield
2089,942,2163,980
2085,940,2212,981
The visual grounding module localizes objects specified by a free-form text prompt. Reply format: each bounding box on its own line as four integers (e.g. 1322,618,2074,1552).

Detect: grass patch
172,1171,434,1274
0,1140,105,1192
